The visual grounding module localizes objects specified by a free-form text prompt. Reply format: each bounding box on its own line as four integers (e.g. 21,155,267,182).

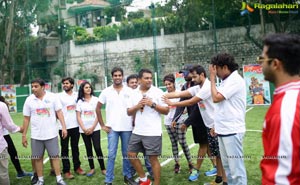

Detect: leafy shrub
93,25,118,41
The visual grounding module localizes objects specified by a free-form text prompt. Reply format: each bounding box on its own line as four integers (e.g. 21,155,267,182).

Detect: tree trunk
0,0,14,84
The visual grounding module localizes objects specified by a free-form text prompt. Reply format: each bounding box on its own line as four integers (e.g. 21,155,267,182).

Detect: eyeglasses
256,56,274,64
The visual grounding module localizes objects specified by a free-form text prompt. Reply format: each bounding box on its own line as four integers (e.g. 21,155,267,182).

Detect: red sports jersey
261,81,300,185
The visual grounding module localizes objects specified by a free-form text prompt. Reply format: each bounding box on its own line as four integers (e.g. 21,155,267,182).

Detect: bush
93,26,118,41
128,11,144,21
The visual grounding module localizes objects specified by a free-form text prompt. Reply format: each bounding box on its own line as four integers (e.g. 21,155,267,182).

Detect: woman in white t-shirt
163,74,193,174
76,82,106,176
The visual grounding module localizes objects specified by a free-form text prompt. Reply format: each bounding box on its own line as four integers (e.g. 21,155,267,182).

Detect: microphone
140,94,146,113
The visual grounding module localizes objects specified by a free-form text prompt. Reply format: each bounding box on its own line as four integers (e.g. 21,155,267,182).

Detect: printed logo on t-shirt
66,105,76,112
198,101,206,110
83,110,94,118
36,108,50,117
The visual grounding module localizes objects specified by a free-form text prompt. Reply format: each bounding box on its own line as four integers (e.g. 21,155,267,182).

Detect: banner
243,65,271,105
1,85,17,112
175,72,185,91
45,82,52,92
76,79,91,90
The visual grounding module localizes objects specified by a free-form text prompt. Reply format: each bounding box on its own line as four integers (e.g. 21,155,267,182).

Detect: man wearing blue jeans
209,53,247,184
96,67,136,185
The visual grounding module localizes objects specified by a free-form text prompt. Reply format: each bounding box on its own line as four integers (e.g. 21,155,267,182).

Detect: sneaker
16,171,33,179
75,167,86,175
139,179,152,185
57,179,67,185
31,173,38,185
33,180,44,185
104,183,112,185
174,163,181,173
124,176,138,185
204,167,217,176
188,169,200,181
204,176,223,185
188,163,194,173
64,172,74,179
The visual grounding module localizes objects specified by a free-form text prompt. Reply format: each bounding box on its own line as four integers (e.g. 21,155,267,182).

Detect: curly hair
210,53,239,72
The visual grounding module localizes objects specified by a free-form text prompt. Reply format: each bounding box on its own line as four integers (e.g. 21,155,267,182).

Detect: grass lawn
7,106,268,185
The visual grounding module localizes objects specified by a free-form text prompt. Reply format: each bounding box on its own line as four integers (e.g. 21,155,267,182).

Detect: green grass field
7,106,268,185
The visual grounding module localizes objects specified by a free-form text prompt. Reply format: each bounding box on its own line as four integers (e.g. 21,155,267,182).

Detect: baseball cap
179,64,193,77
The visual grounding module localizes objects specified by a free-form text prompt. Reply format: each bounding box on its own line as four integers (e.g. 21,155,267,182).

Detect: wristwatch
151,103,156,109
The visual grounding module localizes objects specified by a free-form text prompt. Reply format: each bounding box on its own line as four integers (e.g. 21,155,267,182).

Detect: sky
126,0,166,12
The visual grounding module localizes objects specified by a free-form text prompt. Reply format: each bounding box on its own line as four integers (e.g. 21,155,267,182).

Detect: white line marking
159,107,256,166
44,107,257,165
43,138,107,164
160,143,196,167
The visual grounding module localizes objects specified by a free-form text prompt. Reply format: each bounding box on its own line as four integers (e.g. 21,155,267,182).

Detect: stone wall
61,23,275,89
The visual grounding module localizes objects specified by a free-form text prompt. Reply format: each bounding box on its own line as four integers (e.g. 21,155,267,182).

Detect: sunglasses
256,56,274,64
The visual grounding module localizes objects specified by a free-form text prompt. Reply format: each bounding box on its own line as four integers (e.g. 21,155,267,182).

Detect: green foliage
127,11,144,21
72,26,99,45
163,15,184,34
104,0,126,22
66,0,74,4
93,26,118,41
134,56,142,72
53,62,65,76
74,63,99,85
119,18,161,40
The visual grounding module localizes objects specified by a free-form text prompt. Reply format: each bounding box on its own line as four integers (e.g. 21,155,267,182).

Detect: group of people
0,33,299,185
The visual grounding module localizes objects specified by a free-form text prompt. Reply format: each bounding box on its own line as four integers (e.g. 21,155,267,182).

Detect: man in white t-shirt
96,67,136,185
209,53,247,185
57,77,85,179
0,100,23,184
127,69,169,185
163,65,226,185
22,78,68,185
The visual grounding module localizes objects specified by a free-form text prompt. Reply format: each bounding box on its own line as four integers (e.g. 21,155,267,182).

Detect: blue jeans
105,130,132,183
218,133,247,185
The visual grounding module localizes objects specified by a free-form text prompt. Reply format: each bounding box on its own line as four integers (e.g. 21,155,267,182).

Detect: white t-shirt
98,85,133,131
2,128,9,136
214,70,246,135
57,91,79,130
164,91,180,126
76,96,101,133
23,92,62,140
188,79,215,128
127,86,167,136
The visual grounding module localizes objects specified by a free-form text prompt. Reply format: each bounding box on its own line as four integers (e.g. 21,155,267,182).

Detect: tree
0,0,51,85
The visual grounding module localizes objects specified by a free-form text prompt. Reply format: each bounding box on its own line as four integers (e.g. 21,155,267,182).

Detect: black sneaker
104,182,112,185
124,176,138,185
174,163,180,173
215,176,223,184
31,173,38,185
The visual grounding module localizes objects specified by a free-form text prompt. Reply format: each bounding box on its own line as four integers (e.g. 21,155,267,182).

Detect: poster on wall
175,72,185,91
243,64,271,105
45,82,52,92
76,79,91,90
1,85,17,112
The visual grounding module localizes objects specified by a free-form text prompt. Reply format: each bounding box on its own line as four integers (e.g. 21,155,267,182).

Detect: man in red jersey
258,33,300,185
